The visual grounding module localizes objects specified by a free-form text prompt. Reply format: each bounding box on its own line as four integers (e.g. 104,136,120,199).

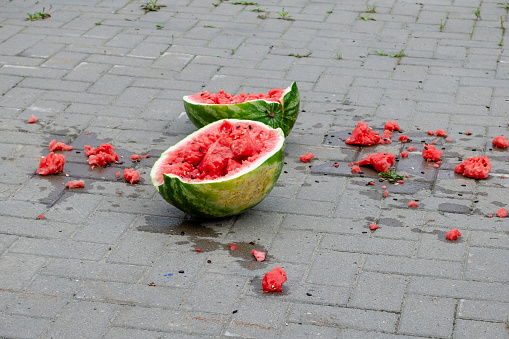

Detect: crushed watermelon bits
262,267,287,292
454,156,491,179
492,135,509,148
435,129,447,137
49,140,73,152
36,214,45,220
85,143,119,167
65,180,85,189
384,121,400,131
36,152,65,175
299,153,315,163
230,243,238,251
353,152,395,173
445,229,461,241
379,130,392,144
408,201,419,208
496,208,508,218
401,151,409,158
131,153,150,161
398,135,409,143
345,121,381,145
369,223,379,230
422,143,443,162
252,249,266,262
27,115,38,123
407,146,417,152
351,165,361,173
124,168,140,185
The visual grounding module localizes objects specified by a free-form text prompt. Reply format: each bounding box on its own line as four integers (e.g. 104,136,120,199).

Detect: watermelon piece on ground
384,121,400,131
345,121,381,145
85,143,119,167
408,201,419,208
398,135,409,143
299,153,314,163
454,156,491,179
65,180,85,189
422,144,443,162
49,140,73,152
131,153,150,161
124,168,140,184
369,223,378,230
37,152,65,175
492,135,509,148
435,129,447,137
28,115,37,123
379,130,392,144
401,151,409,158
496,208,508,218
445,229,461,241
252,249,266,262
353,152,395,172
262,267,287,292
407,146,417,152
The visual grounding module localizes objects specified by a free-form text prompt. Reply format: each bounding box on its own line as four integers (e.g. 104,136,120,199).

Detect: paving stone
307,251,362,287
280,323,339,339
453,319,509,339
350,272,407,312
0,314,51,339
464,247,509,283
399,294,456,337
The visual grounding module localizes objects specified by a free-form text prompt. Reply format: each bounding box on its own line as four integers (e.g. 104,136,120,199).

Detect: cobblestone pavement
1,0,509,338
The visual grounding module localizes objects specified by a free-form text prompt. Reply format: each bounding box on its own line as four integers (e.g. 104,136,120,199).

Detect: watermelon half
183,82,300,137
150,119,285,218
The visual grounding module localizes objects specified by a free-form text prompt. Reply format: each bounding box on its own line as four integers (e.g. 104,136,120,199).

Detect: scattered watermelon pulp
252,249,266,262
124,168,140,185
183,82,300,137
49,140,73,151
352,152,395,173
28,115,37,123
65,180,85,189
345,121,380,145
150,119,285,218
85,143,119,167
422,144,442,162
37,152,65,175
454,156,491,179
492,135,509,148
299,153,314,163
262,267,287,292
445,229,461,241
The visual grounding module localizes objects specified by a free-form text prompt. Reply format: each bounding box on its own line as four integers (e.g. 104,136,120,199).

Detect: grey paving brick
453,319,509,339
399,294,456,337
113,305,227,335
72,211,135,244
321,234,416,256
407,276,509,303
350,272,407,312
77,280,186,308
10,237,109,260
0,33,43,56
281,323,339,339
288,303,398,332
464,247,509,283
43,191,104,224
0,314,51,339
106,229,168,266
307,251,362,287
268,229,320,264
338,329,424,339
364,254,462,279
42,258,147,283
87,74,133,95
0,253,46,291
44,300,118,339
458,299,509,323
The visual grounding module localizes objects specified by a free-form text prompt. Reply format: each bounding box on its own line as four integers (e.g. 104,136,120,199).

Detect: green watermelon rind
183,82,300,137
150,119,285,218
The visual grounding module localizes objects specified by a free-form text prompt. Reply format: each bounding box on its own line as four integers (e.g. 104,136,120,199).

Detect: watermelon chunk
28,115,37,123
496,208,508,218
369,223,379,230
379,130,392,144
408,201,419,208
422,144,442,162
398,135,409,143
299,153,314,163
37,152,65,175
252,249,266,262
262,267,287,292
354,152,395,173
492,135,509,148
85,143,119,167
65,180,85,189
384,121,400,131
345,121,381,145
435,129,447,137
49,140,73,152
454,156,491,179
124,168,140,184
445,229,461,241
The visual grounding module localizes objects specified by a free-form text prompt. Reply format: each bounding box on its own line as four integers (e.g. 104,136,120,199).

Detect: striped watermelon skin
183,82,299,137
151,120,285,218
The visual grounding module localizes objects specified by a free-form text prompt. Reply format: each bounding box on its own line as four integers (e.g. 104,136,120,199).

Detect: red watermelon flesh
354,152,395,172
65,180,85,189
49,140,73,152
454,156,491,179
422,144,442,162
492,135,509,148
188,88,284,105
85,143,119,167
153,120,281,183
37,152,65,175
345,121,381,145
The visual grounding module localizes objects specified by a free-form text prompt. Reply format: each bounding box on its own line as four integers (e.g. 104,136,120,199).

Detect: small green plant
358,13,376,21
366,3,377,13
391,49,406,58
499,2,509,12
95,22,102,25
276,8,292,20
257,13,268,19
373,49,387,56
439,19,445,31
141,0,166,12
335,52,343,60
378,169,405,183
156,24,164,28
289,51,312,58
446,10,450,19
26,7,51,21
475,7,481,19
204,25,215,28
327,10,333,14
501,16,505,29
500,38,504,46
232,1,258,4
252,7,264,12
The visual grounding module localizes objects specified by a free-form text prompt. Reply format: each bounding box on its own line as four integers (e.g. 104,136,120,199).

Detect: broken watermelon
345,121,380,145
150,119,285,218
183,82,299,136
